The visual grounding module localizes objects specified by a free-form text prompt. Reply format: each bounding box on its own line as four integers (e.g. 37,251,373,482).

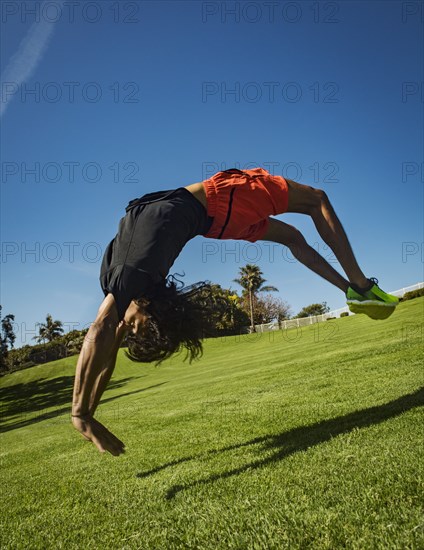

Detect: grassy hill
1,298,423,549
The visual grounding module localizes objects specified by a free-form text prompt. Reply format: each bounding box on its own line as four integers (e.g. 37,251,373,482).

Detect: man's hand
71,415,126,456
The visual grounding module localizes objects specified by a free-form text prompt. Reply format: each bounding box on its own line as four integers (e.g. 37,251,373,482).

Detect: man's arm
71,294,128,455
87,319,128,416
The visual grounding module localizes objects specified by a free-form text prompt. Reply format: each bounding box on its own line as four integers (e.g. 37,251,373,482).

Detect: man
71,168,398,456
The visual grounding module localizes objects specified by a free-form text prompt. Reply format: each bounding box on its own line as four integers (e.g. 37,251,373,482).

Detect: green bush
62,329,88,355
5,345,34,370
400,288,424,302
3,328,89,375
340,312,350,317
6,341,67,372
28,341,68,364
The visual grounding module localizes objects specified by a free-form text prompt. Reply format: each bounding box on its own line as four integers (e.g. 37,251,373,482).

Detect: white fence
250,282,424,333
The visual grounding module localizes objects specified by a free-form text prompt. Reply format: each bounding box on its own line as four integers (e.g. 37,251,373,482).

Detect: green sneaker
346,278,399,320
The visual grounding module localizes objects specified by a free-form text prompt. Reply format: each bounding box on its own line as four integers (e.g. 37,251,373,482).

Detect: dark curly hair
125,274,224,366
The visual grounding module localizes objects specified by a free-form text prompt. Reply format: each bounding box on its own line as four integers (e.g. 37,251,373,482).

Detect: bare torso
184,182,208,210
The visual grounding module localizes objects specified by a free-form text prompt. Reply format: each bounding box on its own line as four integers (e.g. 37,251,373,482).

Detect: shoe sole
346,299,398,307
347,301,397,320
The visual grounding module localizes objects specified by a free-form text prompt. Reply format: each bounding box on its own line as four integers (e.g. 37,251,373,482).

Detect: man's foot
346,277,399,320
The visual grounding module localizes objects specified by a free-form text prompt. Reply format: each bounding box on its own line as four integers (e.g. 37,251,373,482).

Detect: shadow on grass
135,387,424,499
0,376,167,433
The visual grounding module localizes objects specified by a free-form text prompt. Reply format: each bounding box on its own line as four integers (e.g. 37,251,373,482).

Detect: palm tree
33,314,64,344
233,264,278,331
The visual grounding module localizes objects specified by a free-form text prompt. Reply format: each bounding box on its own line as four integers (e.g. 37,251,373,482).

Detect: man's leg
261,217,350,292
285,179,370,290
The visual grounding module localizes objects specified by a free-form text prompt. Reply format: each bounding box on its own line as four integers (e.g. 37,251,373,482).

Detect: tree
233,264,278,331
254,294,292,325
33,314,64,344
192,283,250,334
220,289,251,332
0,305,16,371
296,302,330,318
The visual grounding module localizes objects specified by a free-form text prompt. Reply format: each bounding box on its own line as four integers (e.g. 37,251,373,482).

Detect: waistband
125,187,213,233
202,169,247,218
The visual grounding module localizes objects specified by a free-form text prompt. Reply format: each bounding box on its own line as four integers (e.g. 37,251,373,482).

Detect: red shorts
201,168,289,242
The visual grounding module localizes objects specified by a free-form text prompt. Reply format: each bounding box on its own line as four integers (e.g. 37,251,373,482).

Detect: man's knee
309,189,329,215
286,179,328,214
286,226,307,257
288,224,305,243
312,188,327,205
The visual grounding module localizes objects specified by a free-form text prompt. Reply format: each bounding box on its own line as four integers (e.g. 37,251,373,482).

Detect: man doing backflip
71,168,398,455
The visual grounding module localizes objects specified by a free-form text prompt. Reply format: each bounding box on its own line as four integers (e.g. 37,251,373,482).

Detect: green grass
1,298,423,549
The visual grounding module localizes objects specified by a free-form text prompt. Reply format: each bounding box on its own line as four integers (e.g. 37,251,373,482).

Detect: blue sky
1,0,423,346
